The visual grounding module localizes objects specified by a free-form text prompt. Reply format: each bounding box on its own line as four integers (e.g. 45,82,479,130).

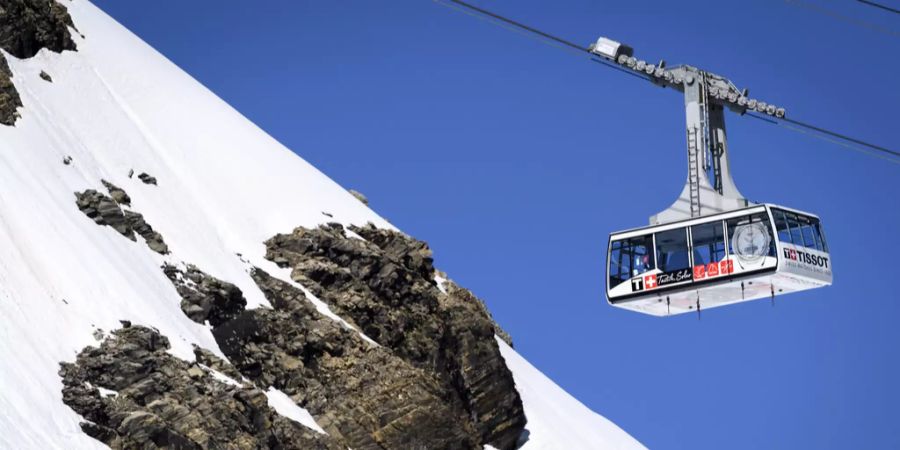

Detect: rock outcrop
64,219,527,449
59,325,343,449
0,0,77,59
163,263,246,327
138,172,158,185
75,189,133,238
265,223,526,449
0,55,21,125
75,186,168,254
101,179,130,206
212,268,479,449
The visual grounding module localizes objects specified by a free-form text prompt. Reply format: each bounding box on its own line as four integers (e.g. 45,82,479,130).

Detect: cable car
607,204,832,316
587,36,834,315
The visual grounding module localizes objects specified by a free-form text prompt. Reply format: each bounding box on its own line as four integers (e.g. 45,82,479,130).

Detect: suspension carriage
590,37,833,316
607,204,832,316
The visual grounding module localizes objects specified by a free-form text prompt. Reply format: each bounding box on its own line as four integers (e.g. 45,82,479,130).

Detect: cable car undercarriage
594,38,834,316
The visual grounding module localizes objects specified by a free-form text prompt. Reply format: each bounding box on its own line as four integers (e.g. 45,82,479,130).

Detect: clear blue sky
90,1,900,448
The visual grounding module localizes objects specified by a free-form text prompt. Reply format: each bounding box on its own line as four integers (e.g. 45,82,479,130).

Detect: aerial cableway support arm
588,38,785,225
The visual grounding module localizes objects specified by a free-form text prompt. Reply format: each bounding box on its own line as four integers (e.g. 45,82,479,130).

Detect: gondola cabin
606,204,832,316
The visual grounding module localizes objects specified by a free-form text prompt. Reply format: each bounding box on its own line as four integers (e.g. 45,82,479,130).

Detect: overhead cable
435,0,899,164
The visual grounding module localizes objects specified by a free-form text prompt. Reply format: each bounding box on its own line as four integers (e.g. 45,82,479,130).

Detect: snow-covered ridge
0,1,643,448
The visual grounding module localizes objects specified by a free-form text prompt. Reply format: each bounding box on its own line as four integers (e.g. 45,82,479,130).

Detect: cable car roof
609,203,822,240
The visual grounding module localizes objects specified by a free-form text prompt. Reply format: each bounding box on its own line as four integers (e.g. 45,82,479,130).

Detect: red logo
720,259,734,274
694,265,706,280
707,262,719,277
644,274,658,289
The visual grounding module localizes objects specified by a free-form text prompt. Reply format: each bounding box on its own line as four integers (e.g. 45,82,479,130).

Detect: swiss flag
694,265,706,280
707,262,719,277
644,274,658,289
720,259,734,274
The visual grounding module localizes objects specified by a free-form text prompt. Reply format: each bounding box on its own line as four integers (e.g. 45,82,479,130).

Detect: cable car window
656,228,690,273
815,222,829,252
727,213,776,257
785,212,805,247
691,221,726,266
772,209,792,243
772,208,828,252
797,215,820,251
609,235,654,288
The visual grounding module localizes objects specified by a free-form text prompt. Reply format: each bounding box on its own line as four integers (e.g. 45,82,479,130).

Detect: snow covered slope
0,1,643,448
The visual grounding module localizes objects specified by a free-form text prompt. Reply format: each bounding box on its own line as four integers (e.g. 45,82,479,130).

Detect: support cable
785,0,900,38
857,0,900,15
435,0,899,164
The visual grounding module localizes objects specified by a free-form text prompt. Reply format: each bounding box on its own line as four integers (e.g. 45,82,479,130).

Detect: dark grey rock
39,69,50,82
101,179,130,206
192,346,244,382
124,210,168,254
0,54,21,126
264,223,527,449
438,271,514,347
75,188,169,254
59,325,343,450
163,264,246,327
63,155,72,165
214,268,478,450
0,0,77,59
137,172,157,185
75,189,134,239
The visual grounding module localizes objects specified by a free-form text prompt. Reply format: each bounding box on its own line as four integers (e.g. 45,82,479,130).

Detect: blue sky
90,1,900,448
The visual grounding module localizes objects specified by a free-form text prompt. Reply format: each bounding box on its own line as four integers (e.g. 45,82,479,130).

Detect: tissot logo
783,248,829,268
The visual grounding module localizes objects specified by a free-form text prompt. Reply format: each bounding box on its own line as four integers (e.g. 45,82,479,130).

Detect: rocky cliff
65,175,528,448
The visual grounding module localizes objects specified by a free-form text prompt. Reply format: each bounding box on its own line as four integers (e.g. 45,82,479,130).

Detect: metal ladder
687,127,701,217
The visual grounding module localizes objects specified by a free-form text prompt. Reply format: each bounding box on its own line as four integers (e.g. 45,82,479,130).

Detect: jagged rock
137,172,157,185
59,325,342,449
75,189,134,239
101,179,130,206
348,189,369,205
0,54,22,125
124,210,168,254
75,188,169,254
213,268,478,450
265,223,526,449
39,69,51,82
442,275,514,347
192,346,244,382
163,264,246,327
0,0,77,59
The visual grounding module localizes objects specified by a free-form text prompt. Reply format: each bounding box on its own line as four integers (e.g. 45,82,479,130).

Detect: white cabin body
606,204,832,316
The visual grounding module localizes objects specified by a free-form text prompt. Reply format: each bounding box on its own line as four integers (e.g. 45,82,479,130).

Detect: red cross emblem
644,274,657,289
